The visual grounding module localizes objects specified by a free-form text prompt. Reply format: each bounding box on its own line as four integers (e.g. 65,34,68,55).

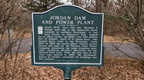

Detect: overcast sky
61,0,67,3
60,0,72,5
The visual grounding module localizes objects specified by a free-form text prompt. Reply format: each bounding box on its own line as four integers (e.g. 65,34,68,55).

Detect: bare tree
0,0,29,79
70,0,109,12
103,0,144,66
105,0,144,51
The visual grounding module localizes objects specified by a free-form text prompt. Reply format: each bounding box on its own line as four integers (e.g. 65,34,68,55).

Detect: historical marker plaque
32,5,104,67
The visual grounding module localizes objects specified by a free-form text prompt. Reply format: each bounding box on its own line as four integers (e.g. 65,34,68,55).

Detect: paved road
11,38,32,54
104,42,144,60
12,38,144,60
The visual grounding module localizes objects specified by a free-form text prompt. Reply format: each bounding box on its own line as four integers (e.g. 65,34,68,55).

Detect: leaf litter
0,52,144,80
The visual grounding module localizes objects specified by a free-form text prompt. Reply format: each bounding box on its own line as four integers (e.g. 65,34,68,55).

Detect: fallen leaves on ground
0,52,144,80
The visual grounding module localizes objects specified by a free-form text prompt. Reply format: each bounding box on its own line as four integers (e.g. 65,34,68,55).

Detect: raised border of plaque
32,5,104,67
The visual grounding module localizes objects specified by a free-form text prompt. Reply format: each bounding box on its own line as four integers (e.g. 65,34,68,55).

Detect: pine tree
25,0,63,12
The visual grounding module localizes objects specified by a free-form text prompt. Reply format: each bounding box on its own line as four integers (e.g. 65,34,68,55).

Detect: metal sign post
32,5,104,80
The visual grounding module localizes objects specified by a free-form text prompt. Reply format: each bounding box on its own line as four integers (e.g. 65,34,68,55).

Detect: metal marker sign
32,5,104,79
